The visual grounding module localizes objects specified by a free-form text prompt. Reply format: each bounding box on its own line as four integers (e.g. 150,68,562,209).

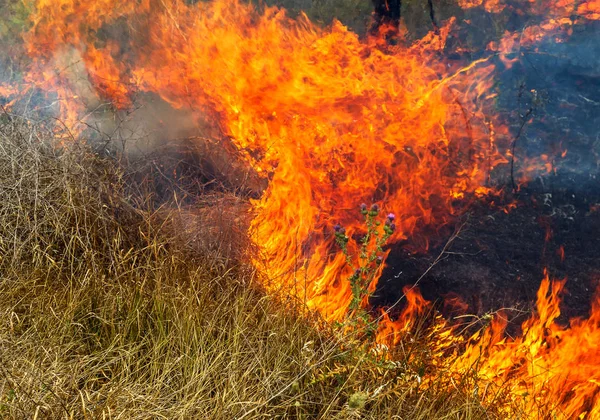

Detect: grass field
0,113,503,418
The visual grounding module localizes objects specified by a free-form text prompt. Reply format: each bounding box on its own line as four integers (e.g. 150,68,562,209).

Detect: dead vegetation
0,116,502,418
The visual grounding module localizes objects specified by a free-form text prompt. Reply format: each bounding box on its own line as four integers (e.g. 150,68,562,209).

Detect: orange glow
42,0,508,319
376,285,430,348
2,0,600,417
558,245,565,262
450,272,600,418
501,201,518,214
2,0,509,320
458,0,506,13
481,0,600,62
377,272,600,418
579,0,600,20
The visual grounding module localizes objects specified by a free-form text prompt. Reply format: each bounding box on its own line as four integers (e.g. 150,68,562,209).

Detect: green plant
334,203,395,328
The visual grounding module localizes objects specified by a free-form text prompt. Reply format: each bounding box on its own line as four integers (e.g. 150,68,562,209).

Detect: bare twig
372,217,469,327
510,84,535,190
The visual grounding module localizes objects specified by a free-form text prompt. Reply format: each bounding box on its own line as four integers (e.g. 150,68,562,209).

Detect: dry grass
0,115,499,418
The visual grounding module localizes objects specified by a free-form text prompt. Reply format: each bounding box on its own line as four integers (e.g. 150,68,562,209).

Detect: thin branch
510,105,534,191
371,217,468,328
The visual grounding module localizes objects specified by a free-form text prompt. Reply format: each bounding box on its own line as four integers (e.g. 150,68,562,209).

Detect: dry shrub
156,193,252,261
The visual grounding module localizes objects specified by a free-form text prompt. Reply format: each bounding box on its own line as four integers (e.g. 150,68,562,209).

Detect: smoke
1,45,264,201
495,21,600,192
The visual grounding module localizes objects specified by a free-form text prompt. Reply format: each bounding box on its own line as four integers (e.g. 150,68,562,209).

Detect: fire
579,0,600,20
481,0,600,63
458,0,506,13
3,0,508,319
377,285,431,348
452,272,600,418
377,271,600,418
558,245,565,262
2,0,600,417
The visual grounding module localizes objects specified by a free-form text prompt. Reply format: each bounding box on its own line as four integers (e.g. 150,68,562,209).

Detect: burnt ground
375,185,600,330
373,19,600,330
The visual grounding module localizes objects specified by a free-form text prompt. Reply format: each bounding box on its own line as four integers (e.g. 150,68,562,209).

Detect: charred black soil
376,184,600,331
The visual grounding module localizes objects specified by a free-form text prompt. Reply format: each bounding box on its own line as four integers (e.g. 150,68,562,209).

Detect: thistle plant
334,203,396,322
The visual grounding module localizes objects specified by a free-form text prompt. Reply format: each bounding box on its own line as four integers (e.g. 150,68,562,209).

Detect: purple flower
387,213,395,222
390,223,396,232
376,256,383,264
360,203,368,213
354,268,362,277
333,224,342,232
371,204,379,212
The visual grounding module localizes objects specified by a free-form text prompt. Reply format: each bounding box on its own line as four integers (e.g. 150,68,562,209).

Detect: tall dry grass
0,115,498,418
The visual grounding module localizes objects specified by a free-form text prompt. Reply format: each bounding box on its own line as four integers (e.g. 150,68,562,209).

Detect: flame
4,0,599,319
2,0,600,416
579,0,600,20
4,0,509,320
453,272,600,418
480,0,600,63
376,271,600,418
458,0,506,13
376,285,431,348
459,0,600,18
558,245,566,262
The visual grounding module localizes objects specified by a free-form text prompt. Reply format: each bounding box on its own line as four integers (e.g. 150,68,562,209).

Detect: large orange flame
377,272,600,418
2,0,600,417
451,272,600,418
6,0,507,319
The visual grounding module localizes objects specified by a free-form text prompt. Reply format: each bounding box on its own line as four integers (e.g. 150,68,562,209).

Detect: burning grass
2,0,600,417
0,117,500,418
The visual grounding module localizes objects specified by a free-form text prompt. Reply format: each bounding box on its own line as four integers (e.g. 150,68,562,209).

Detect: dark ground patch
375,185,600,333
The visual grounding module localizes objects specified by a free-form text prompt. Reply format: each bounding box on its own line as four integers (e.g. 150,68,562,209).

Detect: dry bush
0,115,498,419
155,193,252,261
120,136,258,262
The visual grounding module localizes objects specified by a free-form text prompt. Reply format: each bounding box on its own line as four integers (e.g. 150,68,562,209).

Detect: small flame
377,271,600,417
558,245,565,262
